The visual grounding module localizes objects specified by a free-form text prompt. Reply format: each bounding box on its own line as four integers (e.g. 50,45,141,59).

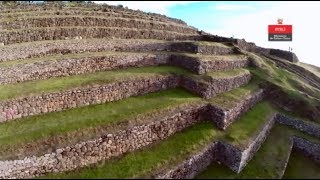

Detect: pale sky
95,1,320,67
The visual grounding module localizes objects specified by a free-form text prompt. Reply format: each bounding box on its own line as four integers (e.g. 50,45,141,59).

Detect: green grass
283,150,320,179
196,123,320,179
208,78,260,109
197,54,248,62
220,101,275,148
248,52,320,105
207,68,249,79
38,122,218,179
0,66,190,101
40,101,278,179
0,88,201,158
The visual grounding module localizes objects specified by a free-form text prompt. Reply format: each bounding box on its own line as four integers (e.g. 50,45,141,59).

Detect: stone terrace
0,2,319,179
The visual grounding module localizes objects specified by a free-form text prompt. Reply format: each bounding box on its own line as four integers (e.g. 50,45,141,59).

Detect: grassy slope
298,61,320,78
0,66,189,100
283,150,320,179
0,88,201,157
248,52,320,104
196,124,320,179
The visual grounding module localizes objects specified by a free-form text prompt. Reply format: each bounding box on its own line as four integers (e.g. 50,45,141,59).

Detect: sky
94,1,320,67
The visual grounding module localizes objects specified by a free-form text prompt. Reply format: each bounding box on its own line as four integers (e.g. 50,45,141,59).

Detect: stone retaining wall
0,53,170,84
181,73,251,99
0,27,199,45
0,17,196,34
0,52,249,85
154,142,217,179
275,113,320,138
0,72,252,123
201,34,299,63
169,54,249,74
215,113,276,173
0,75,179,123
0,104,206,179
292,136,320,164
0,40,234,62
208,88,265,130
153,113,320,179
0,10,181,27
0,4,187,26
170,42,234,55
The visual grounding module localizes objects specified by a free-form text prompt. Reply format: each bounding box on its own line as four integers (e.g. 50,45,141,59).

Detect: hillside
0,2,319,179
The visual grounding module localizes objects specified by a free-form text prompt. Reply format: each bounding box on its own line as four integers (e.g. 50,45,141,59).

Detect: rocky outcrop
208,88,265,130
0,104,206,179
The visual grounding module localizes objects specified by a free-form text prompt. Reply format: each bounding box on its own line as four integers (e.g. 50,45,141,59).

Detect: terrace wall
0,104,206,179
208,88,265,130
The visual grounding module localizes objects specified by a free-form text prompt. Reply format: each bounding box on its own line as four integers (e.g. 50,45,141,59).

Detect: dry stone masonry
208,88,265,130
0,104,206,179
0,39,235,62
0,27,200,45
0,16,196,34
0,75,179,123
0,71,251,123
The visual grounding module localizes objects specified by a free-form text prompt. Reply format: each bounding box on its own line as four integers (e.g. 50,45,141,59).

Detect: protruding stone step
170,54,248,74
207,82,265,130
181,68,251,99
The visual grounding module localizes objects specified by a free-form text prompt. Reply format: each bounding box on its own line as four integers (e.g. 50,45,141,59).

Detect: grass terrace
0,66,190,101
39,122,218,179
206,68,250,79
283,149,320,179
39,101,278,179
0,88,202,159
208,78,261,109
219,101,275,149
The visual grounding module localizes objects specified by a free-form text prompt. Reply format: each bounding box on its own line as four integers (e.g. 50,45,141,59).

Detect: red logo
268,18,292,41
